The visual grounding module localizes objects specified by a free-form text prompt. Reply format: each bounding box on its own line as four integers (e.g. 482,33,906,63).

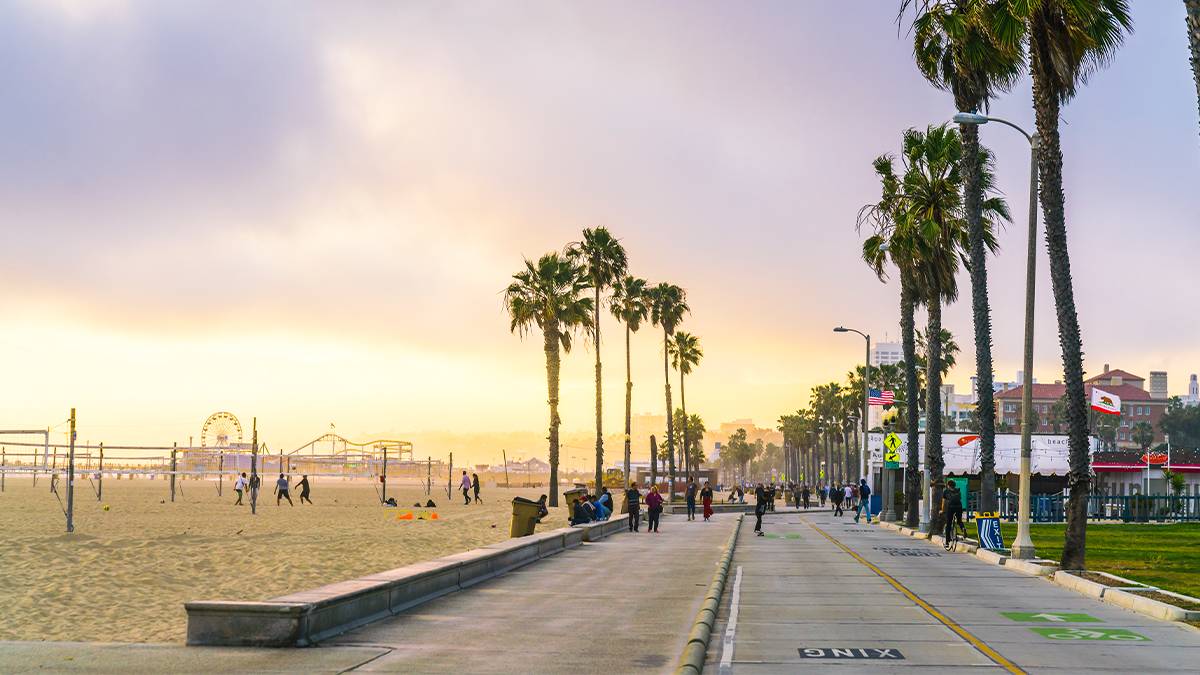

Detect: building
1185,374,1199,407
1149,371,1168,400
993,365,1168,448
970,375,1022,405
871,341,902,367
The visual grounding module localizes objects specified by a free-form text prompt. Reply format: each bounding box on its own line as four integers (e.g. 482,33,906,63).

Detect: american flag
868,388,894,406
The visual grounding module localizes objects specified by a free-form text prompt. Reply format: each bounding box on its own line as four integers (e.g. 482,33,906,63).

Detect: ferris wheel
201,412,244,448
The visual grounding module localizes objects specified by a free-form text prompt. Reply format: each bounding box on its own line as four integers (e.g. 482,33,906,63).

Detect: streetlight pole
954,112,1039,558
834,327,872,500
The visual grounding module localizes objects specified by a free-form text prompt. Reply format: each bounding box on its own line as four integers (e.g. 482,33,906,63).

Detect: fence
968,492,1200,523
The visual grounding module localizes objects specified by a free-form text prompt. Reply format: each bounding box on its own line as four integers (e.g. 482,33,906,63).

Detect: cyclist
941,479,967,542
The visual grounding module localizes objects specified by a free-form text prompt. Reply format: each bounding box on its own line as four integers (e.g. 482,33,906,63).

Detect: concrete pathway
706,510,1200,673
330,512,738,672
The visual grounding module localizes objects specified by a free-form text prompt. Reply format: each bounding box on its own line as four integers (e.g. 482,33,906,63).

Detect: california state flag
1090,387,1121,415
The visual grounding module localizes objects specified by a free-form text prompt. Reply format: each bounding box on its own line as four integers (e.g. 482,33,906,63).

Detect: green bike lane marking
1028,627,1150,642
1002,612,1101,623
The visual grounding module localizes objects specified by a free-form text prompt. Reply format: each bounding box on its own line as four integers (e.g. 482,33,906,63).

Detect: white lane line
718,565,744,675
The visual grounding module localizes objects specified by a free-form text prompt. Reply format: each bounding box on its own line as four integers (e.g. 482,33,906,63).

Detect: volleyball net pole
250,417,258,515
66,408,77,533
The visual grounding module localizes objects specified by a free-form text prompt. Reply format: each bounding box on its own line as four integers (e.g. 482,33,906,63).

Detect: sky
1,1,1197,462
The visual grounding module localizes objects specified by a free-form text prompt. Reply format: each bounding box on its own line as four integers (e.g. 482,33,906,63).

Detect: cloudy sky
2,1,1197,456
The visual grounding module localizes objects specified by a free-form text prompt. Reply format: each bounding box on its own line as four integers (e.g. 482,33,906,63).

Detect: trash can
510,497,541,538
562,487,588,510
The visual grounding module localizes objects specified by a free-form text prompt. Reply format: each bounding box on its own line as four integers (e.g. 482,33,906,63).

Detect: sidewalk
330,512,738,672
706,510,1200,673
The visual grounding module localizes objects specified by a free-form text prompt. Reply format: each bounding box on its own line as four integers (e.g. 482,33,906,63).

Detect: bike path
706,510,1200,673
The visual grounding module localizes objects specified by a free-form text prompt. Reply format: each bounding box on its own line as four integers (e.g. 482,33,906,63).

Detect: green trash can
562,487,588,512
510,497,541,538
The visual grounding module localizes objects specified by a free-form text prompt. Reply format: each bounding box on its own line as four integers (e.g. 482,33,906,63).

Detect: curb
674,514,744,675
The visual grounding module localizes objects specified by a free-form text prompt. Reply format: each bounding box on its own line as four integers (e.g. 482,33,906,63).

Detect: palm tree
669,331,703,481
1014,0,1132,570
861,125,1006,529
503,253,593,506
566,227,628,493
649,282,689,498
1188,1,1200,133
611,275,651,483
905,0,1023,517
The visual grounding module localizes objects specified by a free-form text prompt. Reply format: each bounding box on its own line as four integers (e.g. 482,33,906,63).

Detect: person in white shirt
234,472,248,506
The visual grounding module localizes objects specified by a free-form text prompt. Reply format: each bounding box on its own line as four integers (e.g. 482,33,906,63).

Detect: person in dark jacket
471,473,482,503
754,483,767,536
854,478,872,524
700,481,714,521
685,478,697,521
801,484,811,510
569,497,592,525
624,482,641,532
831,483,844,516
297,475,312,504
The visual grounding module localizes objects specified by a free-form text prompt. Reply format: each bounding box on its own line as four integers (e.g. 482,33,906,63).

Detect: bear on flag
1090,387,1121,415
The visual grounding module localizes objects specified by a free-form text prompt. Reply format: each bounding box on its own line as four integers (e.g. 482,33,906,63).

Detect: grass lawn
1000,523,1200,599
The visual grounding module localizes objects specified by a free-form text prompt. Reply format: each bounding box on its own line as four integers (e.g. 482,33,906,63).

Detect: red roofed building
994,365,1168,449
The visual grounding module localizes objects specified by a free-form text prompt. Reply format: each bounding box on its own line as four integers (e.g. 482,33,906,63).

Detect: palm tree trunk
957,118,999,515
1188,0,1200,135
545,328,562,507
679,373,689,482
824,429,832,488
925,296,946,536
624,325,633,485
594,287,604,494
663,329,676,499
901,274,921,527
1031,23,1091,570
650,434,658,486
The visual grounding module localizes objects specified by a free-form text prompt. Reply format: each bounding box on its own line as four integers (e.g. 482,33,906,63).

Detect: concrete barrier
1005,558,1059,577
975,548,1008,566
1103,588,1200,622
675,514,744,675
186,519,631,647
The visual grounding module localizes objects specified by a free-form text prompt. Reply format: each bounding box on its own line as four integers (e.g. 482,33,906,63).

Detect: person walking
645,484,664,533
685,477,697,521
460,470,471,505
831,483,844,516
753,483,767,536
854,478,872,524
275,473,293,506
234,472,247,506
700,481,714,521
625,481,641,532
471,472,482,504
801,484,811,510
819,484,827,508
297,474,312,504
844,483,855,512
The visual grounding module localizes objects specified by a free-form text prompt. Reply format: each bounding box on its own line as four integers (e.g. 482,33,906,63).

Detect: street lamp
956,111,1039,559
834,326,874,506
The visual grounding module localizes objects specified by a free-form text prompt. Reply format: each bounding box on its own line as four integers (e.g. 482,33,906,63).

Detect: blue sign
976,513,1004,551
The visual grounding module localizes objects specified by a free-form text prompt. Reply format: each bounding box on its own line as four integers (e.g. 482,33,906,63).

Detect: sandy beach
0,476,567,643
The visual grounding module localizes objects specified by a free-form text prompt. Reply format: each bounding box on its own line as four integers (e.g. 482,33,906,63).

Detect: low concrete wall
186,516,640,647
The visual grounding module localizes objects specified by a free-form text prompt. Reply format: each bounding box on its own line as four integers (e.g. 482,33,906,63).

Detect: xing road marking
1002,612,1101,623
717,565,743,675
804,518,1026,675
798,647,904,659
1030,627,1149,641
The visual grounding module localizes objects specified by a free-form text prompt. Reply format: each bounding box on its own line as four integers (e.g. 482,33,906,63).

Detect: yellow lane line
804,519,1026,675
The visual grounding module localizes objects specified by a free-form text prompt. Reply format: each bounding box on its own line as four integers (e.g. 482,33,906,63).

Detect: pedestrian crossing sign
883,433,901,467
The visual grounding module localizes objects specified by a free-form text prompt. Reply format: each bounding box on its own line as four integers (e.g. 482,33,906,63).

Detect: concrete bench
186,525,590,647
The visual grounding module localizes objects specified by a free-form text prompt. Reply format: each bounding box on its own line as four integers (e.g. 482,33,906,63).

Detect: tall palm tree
649,282,689,498
566,227,628,493
1013,0,1132,570
611,275,651,483
503,253,593,506
669,332,703,481
906,0,1022,515
860,125,1006,527
1188,0,1200,133
861,159,926,527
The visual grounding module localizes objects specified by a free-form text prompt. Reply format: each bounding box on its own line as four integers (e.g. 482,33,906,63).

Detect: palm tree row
888,0,1132,567
504,227,699,505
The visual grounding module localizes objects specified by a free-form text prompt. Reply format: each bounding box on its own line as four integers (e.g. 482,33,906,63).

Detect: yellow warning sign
883,433,902,466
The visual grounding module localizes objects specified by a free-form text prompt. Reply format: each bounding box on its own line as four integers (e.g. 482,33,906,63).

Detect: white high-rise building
1186,374,1199,407
872,341,902,367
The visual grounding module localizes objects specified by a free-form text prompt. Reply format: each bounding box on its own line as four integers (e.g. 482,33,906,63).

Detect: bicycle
943,512,967,551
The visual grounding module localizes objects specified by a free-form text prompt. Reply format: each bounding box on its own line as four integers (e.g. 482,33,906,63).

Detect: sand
0,476,567,643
